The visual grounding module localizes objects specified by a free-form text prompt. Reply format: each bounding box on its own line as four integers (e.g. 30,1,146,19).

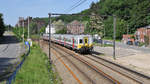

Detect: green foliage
14,43,61,84
55,27,67,34
96,0,150,34
93,42,113,47
13,27,28,40
5,25,13,31
39,26,45,34
29,22,38,34
138,42,145,47
144,35,149,46
0,13,5,37
88,13,104,36
103,16,127,39
52,0,150,40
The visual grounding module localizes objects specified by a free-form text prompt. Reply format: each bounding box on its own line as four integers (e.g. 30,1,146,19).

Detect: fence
6,42,30,84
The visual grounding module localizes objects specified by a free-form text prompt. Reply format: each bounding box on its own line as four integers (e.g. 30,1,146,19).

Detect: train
43,34,93,53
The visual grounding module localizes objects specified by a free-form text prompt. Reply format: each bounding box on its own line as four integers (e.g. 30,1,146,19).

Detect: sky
0,0,98,26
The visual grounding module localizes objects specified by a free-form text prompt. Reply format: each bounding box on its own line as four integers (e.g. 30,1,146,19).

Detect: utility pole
19,25,20,37
113,15,116,60
103,24,105,38
48,13,52,64
8,25,9,32
127,25,129,35
28,16,30,40
23,18,24,43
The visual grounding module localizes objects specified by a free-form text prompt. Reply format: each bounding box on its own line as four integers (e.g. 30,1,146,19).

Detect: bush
144,36,149,46
138,42,145,47
0,13,5,37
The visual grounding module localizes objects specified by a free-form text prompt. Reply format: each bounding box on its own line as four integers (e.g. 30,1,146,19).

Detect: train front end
78,35,93,53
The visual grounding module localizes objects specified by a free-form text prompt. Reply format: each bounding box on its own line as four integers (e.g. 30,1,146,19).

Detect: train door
64,37,66,46
84,37,88,46
72,38,74,48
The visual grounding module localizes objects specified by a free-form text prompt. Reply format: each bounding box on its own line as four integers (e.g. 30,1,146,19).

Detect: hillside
52,0,150,39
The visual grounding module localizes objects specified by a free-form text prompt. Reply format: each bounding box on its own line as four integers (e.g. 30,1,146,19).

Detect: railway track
51,44,118,84
83,54,150,84
42,40,150,84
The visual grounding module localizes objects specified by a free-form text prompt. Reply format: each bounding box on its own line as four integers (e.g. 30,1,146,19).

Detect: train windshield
85,39,87,43
79,39,83,44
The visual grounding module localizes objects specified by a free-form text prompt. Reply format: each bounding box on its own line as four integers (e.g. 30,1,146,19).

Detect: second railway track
42,40,150,84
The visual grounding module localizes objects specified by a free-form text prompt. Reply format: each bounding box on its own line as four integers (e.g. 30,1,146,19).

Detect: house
122,34,134,44
67,20,85,34
15,17,32,28
135,25,150,44
45,24,56,34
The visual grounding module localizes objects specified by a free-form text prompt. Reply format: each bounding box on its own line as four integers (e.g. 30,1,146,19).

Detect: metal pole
113,15,116,60
104,25,105,38
23,18,24,43
8,25,9,32
127,25,129,35
19,25,20,37
48,13,52,64
28,16,30,39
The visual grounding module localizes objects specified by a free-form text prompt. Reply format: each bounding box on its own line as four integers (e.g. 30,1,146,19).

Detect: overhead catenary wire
64,0,83,13
66,0,88,13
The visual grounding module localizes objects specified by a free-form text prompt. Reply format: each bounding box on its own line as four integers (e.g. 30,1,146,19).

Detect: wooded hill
53,0,150,39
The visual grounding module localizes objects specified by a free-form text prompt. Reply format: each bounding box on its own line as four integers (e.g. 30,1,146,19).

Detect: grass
93,42,113,47
13,43,61,84
103,37,121,42
31,35,40,40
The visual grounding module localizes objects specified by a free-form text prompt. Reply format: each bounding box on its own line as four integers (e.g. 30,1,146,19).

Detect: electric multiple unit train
43,34,93,53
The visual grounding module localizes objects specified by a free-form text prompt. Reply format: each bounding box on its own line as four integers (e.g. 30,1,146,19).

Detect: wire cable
66,0,88,13
66,0,82,11
64,0,83,13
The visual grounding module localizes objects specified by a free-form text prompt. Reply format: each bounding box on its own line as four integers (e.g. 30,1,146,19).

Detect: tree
52,20,66,33
103,16,127,39
88,13,104,36
42,0,150,40
144,35,149,46
55,27,67,34
0,13,5,37
39,26,45,34
29,22,38,34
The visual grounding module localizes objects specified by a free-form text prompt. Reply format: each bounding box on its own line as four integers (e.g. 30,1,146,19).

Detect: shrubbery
0,13,5,37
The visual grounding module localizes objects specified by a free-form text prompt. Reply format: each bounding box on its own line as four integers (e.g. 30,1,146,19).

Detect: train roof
52,34,92,36
44,34,93,39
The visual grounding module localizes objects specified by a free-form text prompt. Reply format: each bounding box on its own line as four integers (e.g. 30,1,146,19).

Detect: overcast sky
0,0,98,26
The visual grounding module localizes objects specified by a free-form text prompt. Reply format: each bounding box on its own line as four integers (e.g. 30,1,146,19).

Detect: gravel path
0,32,25,81
93,45,150,76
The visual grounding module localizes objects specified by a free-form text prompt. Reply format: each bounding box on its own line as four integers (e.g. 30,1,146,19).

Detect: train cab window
79,39,83,43
85,39,88,43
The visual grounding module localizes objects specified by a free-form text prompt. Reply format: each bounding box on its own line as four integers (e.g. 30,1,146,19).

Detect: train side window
79,39,83,43
74,40,76,43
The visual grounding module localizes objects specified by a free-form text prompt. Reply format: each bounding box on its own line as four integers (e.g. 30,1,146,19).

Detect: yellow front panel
89,43,93,47
78,44,83,49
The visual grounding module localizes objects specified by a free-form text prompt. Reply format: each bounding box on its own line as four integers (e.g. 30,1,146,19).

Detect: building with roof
45,25,56,34
67,20,85,35
135,25,150,44
122,34,135,44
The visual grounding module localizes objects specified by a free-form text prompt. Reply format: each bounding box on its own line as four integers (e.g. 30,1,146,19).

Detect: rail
52,43,120,84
